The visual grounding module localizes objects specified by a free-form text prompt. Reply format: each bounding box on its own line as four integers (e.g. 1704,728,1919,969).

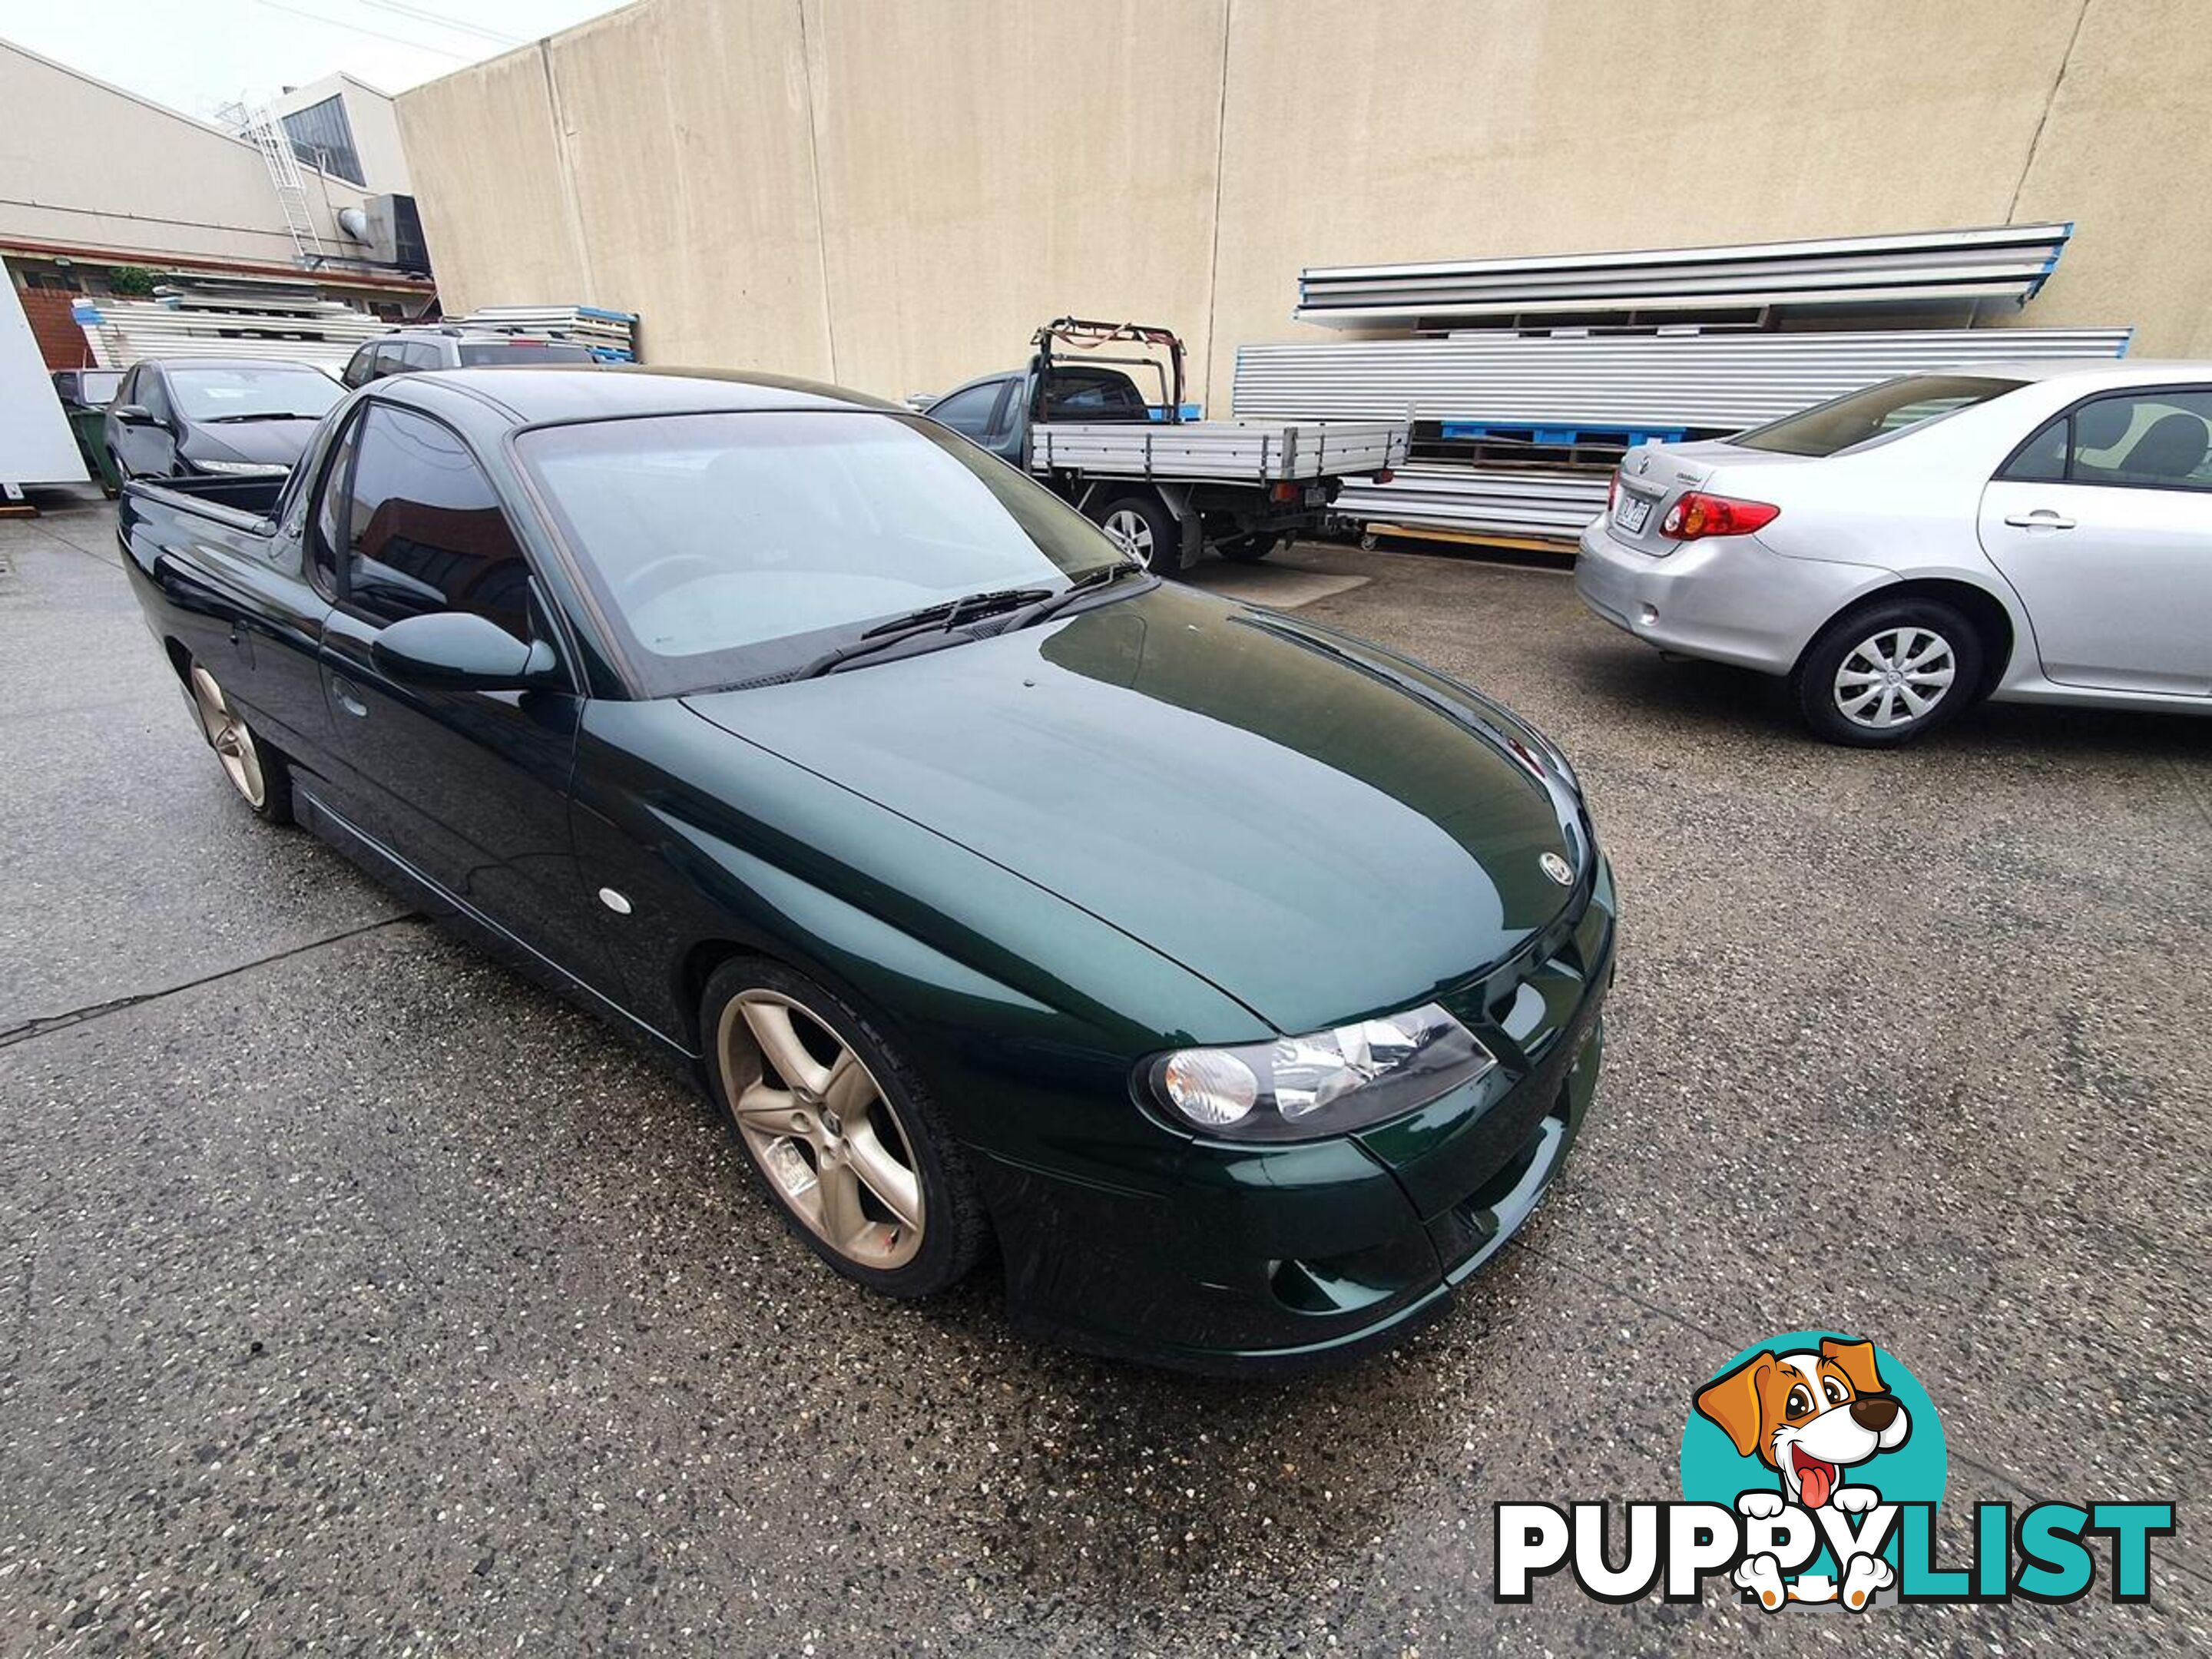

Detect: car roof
139,356,331,373
1952,358,2212,387
384,365,905,426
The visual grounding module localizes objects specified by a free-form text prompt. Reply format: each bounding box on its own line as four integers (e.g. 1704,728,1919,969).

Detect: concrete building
0,38,432,367
273,72,413,196
394,0,2212,412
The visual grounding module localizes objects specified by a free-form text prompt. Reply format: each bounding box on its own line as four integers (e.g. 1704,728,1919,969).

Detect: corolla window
1734,374,2024,457
169,366,343,423
519,410,1128,694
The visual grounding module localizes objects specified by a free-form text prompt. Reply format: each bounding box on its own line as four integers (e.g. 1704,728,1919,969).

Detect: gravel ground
1,500,2204,1655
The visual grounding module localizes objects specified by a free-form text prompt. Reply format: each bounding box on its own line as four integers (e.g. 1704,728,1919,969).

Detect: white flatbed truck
924,318,1409,571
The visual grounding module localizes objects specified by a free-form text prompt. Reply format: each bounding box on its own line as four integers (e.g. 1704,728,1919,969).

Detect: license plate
1613,492,1653,535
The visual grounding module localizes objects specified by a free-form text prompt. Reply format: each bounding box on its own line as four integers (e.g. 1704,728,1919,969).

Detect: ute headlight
191,459,288,476
1148,1002,1496,1141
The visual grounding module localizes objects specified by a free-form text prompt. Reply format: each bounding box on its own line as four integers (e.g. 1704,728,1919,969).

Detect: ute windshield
1732,373,2025,457
519,409,1132,695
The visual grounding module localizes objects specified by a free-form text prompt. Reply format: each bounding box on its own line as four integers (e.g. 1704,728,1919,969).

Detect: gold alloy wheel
187,664,268,810
717,989,926,1270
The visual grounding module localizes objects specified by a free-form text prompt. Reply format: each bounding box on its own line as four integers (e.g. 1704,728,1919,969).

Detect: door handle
332,675,369,718
2003,510,2076,530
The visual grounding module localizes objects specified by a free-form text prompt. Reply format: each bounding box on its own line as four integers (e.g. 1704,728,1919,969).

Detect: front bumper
1575,516,1889,675
975,860,1617,1376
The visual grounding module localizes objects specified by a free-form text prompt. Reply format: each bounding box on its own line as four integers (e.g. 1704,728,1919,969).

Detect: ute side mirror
371,611,561,692
112,404,156,426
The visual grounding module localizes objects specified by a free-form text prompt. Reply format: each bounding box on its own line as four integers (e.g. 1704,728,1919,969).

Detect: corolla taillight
1659,491,1779,541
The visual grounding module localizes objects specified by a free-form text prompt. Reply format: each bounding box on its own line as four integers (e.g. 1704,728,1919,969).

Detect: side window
343,404,534,639
116,367,137,405
2001,415,2070,483
310,407,366,596
989,377,1029,441
139,372,174,424
341,345,376,389
930,381,1005,439
402,341,445,371
2066,392,2212,488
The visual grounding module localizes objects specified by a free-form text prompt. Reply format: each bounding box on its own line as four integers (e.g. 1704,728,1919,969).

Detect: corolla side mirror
370,611,561,692
112,404,155,426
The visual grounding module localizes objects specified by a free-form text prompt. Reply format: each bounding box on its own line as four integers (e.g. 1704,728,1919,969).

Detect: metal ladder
242,102,323,263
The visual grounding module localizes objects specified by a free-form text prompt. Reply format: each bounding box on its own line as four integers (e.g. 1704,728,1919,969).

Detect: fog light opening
1637,603,1659,626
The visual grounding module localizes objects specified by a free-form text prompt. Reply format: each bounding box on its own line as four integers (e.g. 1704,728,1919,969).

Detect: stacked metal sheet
72,289,391,373
1336,465,1610,539
1294,224,2076,325
447,304,640,361
1234,327,2134,430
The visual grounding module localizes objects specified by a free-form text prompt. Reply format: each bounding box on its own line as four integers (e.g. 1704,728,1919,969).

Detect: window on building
281,95,366,187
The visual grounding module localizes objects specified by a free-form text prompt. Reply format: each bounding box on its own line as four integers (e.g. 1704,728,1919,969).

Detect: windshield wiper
1011,560,1146,629
854,585,1052,640
204,411,320,424
795,586,1054,679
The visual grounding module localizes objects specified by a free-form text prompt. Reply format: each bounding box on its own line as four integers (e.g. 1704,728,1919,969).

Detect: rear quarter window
1734,375,2025,457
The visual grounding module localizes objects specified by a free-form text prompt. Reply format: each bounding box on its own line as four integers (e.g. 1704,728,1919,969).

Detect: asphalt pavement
1,496,2204,1655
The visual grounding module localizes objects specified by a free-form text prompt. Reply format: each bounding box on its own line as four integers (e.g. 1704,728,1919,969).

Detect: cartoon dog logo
1694,1336,1911,1610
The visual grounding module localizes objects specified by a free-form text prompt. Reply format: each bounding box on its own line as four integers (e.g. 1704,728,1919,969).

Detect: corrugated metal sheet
1233,327,2134,429
446,304,641,362
1334,465,1609,538
1295,224,2075,324
72,293,389,373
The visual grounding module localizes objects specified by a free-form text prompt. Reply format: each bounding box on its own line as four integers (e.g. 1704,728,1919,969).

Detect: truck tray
1031,419,1408,483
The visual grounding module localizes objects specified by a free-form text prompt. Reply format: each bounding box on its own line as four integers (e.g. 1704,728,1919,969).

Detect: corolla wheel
188,664,270,810
717,987,930,1271
1832,626,1957,730
1794,598,1984,748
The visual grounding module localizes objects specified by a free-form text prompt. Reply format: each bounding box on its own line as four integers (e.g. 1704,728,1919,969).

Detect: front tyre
187,663,293,822
1793,599,1983,747
702,956,990,1299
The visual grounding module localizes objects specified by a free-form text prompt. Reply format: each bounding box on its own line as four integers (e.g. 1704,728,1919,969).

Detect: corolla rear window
518,409,1125,697
1733,374,2024,457
168,366,343,422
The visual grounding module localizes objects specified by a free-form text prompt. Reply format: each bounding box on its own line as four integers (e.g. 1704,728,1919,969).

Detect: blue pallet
1145,403,1204,422
1439,421,1688,447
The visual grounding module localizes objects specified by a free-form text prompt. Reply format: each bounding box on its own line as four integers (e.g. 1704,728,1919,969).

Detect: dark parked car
105,358,342,482
340,326,597,388
118,367,1614,1374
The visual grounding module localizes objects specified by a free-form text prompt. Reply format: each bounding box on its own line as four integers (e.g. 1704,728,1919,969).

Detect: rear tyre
1792,598,1983,748
187,662,293,822
1217,531,1283,565
701,955,990,1300
1095,492,1181,575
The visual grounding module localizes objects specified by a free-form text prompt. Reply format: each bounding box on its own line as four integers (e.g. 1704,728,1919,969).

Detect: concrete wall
396,0,2212,408
0,40,377,271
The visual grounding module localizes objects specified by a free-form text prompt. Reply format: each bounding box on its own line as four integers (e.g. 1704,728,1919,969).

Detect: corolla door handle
2003,510,2076,530
332,676,369,718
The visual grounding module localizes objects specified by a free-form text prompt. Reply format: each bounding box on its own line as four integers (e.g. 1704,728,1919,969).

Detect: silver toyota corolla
1575,361,2212,745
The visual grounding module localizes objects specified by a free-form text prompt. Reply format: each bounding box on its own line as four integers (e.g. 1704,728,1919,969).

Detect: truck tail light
1270,481,1301,503
1660,491,1779,541
1371,467,1395,485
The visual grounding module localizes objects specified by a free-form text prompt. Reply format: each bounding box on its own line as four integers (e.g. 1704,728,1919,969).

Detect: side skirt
295,784,700,1068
